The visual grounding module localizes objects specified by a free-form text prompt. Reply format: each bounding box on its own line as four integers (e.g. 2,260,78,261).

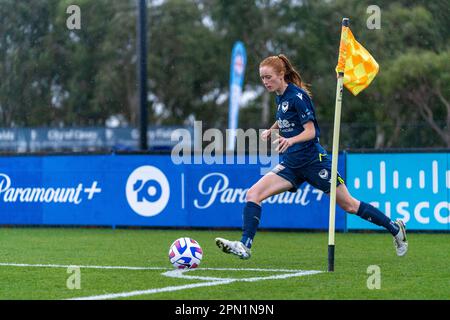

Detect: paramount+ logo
125,166,170,217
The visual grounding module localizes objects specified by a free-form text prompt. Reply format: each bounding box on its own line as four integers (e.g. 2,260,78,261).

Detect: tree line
0,0,448,149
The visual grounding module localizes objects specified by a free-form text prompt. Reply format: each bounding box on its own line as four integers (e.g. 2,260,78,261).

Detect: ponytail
277,54,312,98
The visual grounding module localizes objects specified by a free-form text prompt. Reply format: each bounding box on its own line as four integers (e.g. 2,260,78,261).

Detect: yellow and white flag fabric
336,26,379,96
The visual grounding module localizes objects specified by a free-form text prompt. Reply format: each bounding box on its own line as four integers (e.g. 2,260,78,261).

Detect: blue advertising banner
347,153,450,231
0,154,346,230
227,41,247,151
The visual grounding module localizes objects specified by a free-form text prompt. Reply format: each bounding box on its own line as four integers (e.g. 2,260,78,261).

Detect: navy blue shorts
272,144,344,193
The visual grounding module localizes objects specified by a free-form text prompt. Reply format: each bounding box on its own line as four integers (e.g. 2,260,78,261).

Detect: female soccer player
215,54,408,259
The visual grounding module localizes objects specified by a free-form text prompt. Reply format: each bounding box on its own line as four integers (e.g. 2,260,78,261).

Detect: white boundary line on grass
0,263,317,273
0,262,323,300
71,279,237,300
71,269,322,300
162,269,322,282
0,262,167,270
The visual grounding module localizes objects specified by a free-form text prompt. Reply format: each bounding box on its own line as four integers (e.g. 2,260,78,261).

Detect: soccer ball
168,237,203,269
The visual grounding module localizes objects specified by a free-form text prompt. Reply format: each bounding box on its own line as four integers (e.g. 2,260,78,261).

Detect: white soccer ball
168,237,203,269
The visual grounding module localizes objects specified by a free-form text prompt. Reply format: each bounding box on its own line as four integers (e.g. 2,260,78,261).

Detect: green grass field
0,227,448,300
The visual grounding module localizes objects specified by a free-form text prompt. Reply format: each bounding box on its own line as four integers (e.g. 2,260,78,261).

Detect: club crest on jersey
281,101,289,113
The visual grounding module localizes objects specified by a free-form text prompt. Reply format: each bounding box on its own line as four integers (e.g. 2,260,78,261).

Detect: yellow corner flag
336,26,379,96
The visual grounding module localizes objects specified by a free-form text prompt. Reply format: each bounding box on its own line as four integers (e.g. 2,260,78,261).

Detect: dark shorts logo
319,169,329,180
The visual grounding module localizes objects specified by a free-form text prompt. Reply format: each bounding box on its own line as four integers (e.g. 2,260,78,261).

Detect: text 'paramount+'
0,173,101,204
193,172,324,209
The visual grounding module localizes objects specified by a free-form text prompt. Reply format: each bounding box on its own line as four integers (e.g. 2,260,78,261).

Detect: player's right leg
303,154,408,257
216,171,293,259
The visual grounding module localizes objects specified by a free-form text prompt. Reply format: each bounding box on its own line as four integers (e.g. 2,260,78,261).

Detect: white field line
71,269,322,300
69,280,236,300
0,262,318,273
162,270,236,282
162,269,322,282
238,270,322,282
0,262,323,300
0,262,168,271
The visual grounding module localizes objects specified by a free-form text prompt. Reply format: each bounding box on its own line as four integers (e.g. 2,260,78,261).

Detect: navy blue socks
240,201,262,248
357,201,399,236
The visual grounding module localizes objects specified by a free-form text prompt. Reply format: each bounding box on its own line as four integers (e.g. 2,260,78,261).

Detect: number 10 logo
126,166,170,217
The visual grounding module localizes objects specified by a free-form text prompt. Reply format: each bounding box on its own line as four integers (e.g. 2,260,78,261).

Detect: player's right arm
261,121,279,141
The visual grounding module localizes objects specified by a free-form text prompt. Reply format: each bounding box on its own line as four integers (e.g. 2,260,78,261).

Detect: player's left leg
216,172,294,259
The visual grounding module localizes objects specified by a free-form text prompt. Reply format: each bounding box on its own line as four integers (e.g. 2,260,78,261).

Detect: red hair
260,54,312,98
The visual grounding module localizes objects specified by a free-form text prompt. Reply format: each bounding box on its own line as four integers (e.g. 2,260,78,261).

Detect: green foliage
378,50,450,147
149,0,227,127
0,0,448,148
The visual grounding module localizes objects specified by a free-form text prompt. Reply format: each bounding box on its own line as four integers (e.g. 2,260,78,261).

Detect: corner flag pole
328,17,349,272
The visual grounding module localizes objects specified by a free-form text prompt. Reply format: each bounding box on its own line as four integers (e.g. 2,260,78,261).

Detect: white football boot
393,219,408,257
215,237,251,260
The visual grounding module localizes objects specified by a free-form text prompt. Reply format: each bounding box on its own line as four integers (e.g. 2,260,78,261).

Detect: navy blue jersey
272,83,344,193
275,82,320,154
